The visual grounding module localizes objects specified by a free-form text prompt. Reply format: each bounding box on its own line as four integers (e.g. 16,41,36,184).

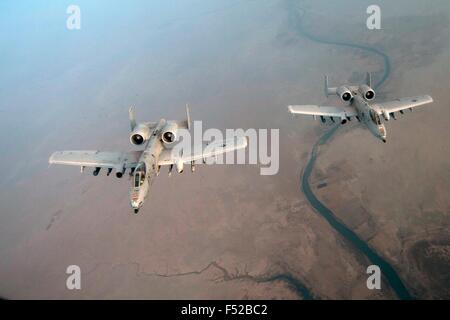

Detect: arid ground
0,0,448,299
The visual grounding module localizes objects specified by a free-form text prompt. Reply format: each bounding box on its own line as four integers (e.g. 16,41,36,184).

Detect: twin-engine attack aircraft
49,106,247,214
288,73,433,142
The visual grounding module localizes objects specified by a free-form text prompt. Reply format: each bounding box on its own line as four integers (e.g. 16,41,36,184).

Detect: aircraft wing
157,136,247,165
288,105,357,118
49,150,143,170
373,95,433,115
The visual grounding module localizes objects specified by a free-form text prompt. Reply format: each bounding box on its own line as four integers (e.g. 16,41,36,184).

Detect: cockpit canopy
133,162,146,189
369,109,382,125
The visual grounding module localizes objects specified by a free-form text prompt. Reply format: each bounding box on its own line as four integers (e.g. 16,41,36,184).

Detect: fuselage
129,119,166,212
352,93,387,142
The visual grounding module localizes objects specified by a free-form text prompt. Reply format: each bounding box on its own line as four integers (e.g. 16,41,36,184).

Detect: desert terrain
0,0,448,299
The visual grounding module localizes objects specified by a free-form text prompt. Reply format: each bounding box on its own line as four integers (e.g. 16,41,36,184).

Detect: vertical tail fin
324,75,337,97
324,75,329,96
185,104,191,130
129,106,137,131
366,72,372,87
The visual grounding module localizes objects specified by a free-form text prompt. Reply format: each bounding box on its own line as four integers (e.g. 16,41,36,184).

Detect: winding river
290,4,413,300
227,2,412,300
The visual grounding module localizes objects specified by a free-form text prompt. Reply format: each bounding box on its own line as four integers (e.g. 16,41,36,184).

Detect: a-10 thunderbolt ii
49,106,247,214
288,73,433,142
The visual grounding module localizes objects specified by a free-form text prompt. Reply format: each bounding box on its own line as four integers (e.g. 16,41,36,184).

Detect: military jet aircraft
288,73,433,142
49,106,247,214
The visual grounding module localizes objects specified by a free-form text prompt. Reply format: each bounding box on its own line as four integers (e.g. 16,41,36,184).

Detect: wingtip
287,105,294,113
48,152,57,164
48,151,66,164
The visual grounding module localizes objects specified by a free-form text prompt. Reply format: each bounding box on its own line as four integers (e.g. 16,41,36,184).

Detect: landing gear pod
116,167,125,178
176,159,184,174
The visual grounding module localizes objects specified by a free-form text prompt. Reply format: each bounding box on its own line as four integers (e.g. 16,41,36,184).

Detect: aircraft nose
379,126,387,143
379,126,386,138
130,199,140,209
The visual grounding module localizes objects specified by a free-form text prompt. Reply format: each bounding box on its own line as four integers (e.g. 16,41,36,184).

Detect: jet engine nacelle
359,84,376,101
336,86,353,102
176,159,184,173
161,123,179,147
130,124,151,145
